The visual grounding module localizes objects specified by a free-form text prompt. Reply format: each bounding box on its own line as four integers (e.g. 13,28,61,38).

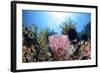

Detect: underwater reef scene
22,10,91,63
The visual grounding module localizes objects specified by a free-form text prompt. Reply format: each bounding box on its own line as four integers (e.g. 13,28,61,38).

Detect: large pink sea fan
49,34,69,52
